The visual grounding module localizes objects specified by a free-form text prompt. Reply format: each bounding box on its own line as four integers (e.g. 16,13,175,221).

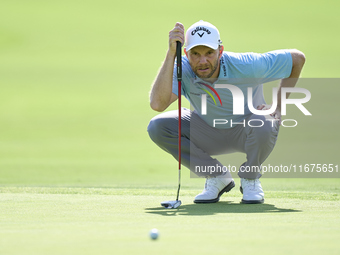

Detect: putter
161,41,182,209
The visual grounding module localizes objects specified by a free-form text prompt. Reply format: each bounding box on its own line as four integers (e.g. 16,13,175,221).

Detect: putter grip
176,41,182,81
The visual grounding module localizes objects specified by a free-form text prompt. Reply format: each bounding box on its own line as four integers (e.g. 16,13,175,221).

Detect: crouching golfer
147,20,305,204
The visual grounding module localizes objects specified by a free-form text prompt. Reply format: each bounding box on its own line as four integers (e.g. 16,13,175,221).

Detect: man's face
185,45,223,80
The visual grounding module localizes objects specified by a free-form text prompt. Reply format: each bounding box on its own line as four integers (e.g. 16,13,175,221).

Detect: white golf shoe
240,178,264,204
194,175,235,203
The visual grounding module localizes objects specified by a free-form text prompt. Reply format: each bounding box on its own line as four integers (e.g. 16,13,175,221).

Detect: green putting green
0,182,339,255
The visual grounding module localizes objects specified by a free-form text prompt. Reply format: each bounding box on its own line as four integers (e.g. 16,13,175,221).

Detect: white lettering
213,119,228,127
281,88,312,116
281,119,298,127
248,119,264,127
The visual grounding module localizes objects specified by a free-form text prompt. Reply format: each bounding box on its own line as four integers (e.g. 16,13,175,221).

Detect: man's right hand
168,22,185,56
149,23,183,112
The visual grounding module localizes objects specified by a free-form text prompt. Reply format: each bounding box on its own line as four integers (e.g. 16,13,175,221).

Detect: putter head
161,200,181,209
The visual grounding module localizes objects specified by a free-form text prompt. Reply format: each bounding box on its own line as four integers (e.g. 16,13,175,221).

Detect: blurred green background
0,1,339,255
1,0,339,186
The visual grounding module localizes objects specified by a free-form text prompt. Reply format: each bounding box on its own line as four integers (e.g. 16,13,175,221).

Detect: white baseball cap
185,20,222,51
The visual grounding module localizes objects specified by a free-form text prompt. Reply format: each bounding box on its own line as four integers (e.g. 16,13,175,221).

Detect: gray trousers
147,108,279,179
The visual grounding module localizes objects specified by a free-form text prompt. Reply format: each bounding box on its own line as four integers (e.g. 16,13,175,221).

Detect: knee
147,116,172,143
248,115,279,140
147,118,161,143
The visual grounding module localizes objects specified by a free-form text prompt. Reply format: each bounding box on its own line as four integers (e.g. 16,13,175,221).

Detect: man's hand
149,23,183,112
168,23,185,56
257,104,282,125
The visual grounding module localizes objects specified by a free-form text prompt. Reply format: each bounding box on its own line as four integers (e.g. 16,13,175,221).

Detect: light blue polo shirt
172,50,293,129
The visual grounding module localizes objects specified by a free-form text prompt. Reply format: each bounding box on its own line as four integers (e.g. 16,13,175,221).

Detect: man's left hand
257,104,282,125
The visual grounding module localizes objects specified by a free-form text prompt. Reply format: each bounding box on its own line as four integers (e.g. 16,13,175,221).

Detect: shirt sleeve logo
197,82,223,106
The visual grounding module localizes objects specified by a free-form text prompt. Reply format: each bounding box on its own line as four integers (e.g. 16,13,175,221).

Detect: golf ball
150,228,159,240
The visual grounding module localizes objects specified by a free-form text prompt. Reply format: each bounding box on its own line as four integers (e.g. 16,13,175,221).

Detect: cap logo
191,26,211,36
